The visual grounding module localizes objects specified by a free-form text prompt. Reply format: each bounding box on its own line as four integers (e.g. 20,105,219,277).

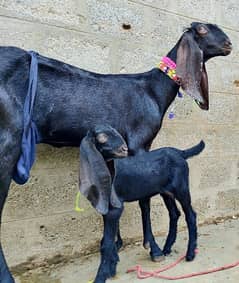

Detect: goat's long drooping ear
176,32,209,110
79,136,112,215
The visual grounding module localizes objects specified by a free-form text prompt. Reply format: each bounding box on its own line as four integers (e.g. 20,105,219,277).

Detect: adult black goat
0,22,231,282
82,136,205,283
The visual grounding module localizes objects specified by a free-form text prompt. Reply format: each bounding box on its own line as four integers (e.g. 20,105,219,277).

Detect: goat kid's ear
79,136,112,215
176,31,209,108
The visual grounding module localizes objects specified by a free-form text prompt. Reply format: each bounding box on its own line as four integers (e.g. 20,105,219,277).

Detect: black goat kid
89,140,205,283
0,22,231,282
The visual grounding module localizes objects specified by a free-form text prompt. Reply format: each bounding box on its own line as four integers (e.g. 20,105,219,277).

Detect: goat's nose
119,144,128,156
224,39,232,49
121,144,128,152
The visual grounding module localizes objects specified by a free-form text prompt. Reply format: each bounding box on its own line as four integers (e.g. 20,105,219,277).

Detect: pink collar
157,56,180,84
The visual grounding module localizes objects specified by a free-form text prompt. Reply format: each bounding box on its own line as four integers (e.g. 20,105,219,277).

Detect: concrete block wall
0,0,238,269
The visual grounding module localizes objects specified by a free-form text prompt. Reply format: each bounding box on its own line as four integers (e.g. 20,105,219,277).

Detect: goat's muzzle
222,39,232,55
115,144,128,158
194,99,209,110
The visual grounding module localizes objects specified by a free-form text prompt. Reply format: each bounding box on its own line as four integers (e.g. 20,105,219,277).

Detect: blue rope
13,51,40,185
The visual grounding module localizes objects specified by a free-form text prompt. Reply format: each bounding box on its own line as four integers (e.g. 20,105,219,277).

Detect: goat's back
0,46,163,153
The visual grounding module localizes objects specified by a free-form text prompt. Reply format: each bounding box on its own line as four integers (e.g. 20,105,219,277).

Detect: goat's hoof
143,242,150,249
186,253,196,262
93,279,105,283
163,248,172,256
115,240,123,251
111,275,120,280
109,264,117,277
151,255,165,262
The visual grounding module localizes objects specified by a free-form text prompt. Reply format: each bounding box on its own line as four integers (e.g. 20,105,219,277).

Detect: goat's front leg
139,198,164,262
115,225,123,251
107,161,124,252
94,206,123,283
161,194,181,256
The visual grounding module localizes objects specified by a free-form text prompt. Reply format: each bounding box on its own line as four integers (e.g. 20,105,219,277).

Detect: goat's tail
180,140,205,160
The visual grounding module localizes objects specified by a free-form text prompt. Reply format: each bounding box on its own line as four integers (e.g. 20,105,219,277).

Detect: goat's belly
114,173,168,202
114,157,169,201
41,129,85,146
122,189,160,202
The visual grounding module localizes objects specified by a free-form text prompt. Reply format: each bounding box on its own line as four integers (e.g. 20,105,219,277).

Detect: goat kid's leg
161,194,181,256
177,193,197,261
94,207,123,283
115,225,123,251
139,198,164,262
107,161,123,252
105,225,122,252
0,177,15,283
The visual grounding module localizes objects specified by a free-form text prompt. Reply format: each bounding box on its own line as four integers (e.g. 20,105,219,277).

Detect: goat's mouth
194,99,208,110
113,145,129,158
222,47,232,55
114,150,128,158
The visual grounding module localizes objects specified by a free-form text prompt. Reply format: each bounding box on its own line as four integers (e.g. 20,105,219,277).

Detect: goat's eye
197,25,208,35
96,133,108,144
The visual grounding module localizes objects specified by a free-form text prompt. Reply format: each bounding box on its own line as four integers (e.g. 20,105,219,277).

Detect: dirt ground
15,218,239,283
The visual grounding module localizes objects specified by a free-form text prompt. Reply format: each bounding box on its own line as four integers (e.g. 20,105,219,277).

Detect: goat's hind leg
0,144,21,283
0,127,22,282
161,194,181,256
0,177,15,283
139,198,164,262
0,88,23,282
176,190,197,261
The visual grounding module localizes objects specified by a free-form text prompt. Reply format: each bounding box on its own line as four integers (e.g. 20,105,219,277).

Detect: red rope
127,250,239,280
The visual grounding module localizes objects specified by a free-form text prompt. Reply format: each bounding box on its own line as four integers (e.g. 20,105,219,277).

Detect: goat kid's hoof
151,254,165,262
186,253,196,262
93,275,109,283
143,242,150,250
109,263,117,278
115,240,123,251
163,248,172,256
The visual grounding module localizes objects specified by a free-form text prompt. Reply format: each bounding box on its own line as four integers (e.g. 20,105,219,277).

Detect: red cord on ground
127,249,239,280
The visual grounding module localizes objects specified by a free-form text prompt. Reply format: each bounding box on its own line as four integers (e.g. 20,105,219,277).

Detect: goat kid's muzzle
114,144,129,158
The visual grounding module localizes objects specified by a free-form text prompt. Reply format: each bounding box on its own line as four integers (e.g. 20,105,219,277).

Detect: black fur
94,139,205,283
0,22,231,283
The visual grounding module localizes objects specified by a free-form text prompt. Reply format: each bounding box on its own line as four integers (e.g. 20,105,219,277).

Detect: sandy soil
15,218,239,283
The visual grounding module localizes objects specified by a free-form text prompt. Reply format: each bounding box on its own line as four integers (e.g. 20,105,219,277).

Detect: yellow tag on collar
75,191,85,212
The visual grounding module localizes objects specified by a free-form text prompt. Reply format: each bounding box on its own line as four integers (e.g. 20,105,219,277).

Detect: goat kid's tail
180,140,205,160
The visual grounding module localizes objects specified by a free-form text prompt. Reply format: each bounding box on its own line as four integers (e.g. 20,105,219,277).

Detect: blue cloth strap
13,51,40,185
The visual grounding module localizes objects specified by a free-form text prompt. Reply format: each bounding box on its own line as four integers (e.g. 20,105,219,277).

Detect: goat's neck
151,44,180,117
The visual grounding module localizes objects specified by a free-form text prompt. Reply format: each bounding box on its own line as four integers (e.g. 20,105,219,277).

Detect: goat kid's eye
197,25,208,35
96,133,108,144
